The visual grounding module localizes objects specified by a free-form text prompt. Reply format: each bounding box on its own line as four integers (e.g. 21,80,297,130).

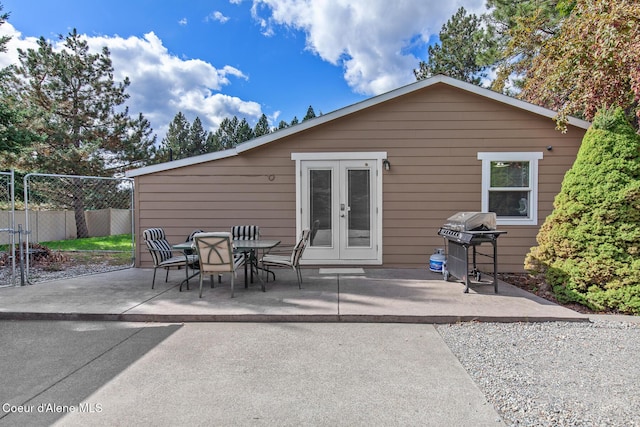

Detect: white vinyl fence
0,208,132,244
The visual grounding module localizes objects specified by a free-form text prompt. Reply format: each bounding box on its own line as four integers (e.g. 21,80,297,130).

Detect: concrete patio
0,267,590,323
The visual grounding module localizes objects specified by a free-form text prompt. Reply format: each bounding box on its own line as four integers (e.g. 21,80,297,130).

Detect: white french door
293,153,384,264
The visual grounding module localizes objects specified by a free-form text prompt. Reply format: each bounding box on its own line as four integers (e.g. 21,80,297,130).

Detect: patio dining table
233,239,281,289
173,239,281,291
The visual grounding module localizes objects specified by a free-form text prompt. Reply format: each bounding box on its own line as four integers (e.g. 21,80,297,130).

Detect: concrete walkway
2,268,637,426
1,321,506,427
0,267,589,323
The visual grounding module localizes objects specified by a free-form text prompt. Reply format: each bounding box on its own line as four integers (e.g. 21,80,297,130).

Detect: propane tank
429,248,446,273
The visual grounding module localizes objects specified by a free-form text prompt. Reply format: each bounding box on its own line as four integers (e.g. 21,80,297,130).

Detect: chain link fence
0,171,16,287
11,173,135,284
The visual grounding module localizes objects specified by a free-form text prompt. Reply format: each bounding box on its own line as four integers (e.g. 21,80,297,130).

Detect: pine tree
303,106,316,121
120,113,157,169
205,132,223,152
8,29,150,236
0,5,33,159
158,112,190,161
213,116,238,150
414,7,493,85
189,117,210,156
235,118,254,143
254,114,271,137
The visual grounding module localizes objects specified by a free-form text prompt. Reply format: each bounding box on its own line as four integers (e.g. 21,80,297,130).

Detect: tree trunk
72,179,89,238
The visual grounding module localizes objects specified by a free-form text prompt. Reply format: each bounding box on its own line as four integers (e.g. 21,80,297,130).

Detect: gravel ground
0,263,129,286
437,319,640,427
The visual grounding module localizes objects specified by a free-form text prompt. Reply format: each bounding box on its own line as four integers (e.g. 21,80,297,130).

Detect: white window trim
478,152,543,226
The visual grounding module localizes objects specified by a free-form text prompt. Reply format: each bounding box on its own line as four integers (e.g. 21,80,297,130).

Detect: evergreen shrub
525,107,640,314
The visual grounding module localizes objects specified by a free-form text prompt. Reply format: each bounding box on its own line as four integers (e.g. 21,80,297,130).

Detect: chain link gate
23,173,134,284
0,171,16,287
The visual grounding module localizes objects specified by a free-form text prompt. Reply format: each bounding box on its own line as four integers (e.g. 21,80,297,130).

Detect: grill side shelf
437,228,506,244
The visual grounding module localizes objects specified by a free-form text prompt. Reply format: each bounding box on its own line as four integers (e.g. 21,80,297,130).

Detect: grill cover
443,212,496,232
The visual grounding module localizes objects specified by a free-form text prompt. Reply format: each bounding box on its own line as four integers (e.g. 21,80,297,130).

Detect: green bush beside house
525,108,640,314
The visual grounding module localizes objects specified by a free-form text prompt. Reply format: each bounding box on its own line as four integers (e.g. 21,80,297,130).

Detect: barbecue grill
437,212,506,293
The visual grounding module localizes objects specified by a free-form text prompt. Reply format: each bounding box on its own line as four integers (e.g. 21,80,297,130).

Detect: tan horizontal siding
326,119,559,131
132,82,587,272
360,109,541,122
384,194,480,205
138,191,295,203
297,129,567,142
138,201,294,213
139,182,293,195
144,171,295,183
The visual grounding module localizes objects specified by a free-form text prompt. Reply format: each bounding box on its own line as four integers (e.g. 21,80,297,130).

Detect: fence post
0,170,16,287
16,224,32,286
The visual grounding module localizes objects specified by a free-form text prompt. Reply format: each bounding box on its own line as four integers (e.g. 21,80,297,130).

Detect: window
478,152,543,226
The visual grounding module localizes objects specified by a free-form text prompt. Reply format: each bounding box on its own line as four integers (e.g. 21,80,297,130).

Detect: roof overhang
126,75,591,178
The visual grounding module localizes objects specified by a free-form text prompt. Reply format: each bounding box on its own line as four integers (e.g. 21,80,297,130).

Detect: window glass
488,161,532,217
347,169,371,247
490,161,530,187
488,191,530,217
309,169,332,247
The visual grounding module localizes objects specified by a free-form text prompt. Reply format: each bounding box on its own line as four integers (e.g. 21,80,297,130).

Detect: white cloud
0,23,39,69
178,18,188,26
250,0,486,95
208,11,230,24
94,32,262,139
0,26,263,142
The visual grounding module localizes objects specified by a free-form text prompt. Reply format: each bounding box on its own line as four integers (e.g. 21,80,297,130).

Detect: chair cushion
145,239,174,264
143,228,166,241
184,229,204,255
232,225,259,241
233,253,246,270
158,254,197,268
187,229,204,242
261,254,292,267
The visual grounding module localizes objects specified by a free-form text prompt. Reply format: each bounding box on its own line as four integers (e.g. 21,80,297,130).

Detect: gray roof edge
125,148,238,177
125,75,591,177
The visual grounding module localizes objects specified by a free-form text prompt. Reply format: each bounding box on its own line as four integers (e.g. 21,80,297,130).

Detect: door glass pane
310,169,332,247
347,169,370,247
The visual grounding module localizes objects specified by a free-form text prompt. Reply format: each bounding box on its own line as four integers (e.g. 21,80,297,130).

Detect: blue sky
0,0,485,141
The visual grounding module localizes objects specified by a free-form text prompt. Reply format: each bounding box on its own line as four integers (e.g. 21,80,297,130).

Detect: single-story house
126,75,590,273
